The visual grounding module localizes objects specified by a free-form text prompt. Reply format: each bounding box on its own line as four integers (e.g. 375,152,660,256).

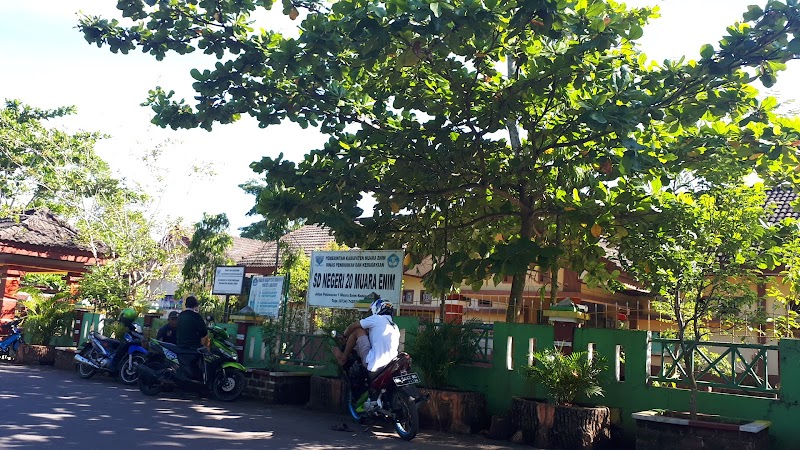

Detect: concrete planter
633,409,770,450
15,344,56,366
511,397,611,449
418,388,489,434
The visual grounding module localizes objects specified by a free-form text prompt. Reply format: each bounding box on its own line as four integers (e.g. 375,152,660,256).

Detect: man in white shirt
333,297,400,374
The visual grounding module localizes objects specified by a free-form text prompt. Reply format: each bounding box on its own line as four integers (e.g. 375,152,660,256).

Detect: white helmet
370,298,393,316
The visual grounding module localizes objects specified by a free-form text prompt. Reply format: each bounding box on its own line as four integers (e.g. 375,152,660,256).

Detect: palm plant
521,347,607,406
20,289,73,346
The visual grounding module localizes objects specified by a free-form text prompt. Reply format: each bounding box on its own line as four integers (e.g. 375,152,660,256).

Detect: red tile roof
235,225,337,268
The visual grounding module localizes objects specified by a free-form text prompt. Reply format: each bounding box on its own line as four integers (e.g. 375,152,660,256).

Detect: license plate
393,372,420,386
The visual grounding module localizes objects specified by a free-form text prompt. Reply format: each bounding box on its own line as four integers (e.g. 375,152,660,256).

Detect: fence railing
649,338,779,394
277,332,333,367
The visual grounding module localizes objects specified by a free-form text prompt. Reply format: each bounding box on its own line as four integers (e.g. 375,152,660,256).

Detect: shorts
355,335,371,362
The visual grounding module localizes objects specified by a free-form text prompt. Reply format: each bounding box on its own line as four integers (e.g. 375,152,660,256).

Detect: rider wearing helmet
333,294,400,376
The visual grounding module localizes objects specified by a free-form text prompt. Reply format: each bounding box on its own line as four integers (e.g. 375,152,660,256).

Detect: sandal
330,423,352,432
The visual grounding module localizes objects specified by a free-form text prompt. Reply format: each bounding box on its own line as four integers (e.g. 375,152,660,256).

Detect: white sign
212,266,245,295
308,250,404,309
248,276,285,317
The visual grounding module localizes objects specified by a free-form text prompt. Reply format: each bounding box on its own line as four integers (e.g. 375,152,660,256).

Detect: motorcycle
136,317,247,401
334,330,426,441
74,322,148,385
0,319,24,361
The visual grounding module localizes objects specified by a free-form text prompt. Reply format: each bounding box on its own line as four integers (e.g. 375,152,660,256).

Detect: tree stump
511,397,610,449
307,376,343,412
16,344,56,366
418,388,489,434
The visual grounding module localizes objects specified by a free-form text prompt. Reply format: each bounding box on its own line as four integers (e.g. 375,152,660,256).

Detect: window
478,299,492,307
402,289,414,304
420,291,433,304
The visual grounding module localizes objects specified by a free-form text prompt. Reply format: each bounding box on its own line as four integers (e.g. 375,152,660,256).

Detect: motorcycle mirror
331,330,337,338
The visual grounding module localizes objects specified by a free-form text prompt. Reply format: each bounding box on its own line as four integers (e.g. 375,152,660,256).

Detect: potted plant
515,347,610,449
16,291,73,365
404,320,488,434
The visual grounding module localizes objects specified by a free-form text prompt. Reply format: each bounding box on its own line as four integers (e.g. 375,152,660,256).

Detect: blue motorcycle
0,319,24,361
74,323,147,385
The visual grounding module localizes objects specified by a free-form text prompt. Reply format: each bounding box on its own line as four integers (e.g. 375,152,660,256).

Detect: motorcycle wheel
391,390,419,441
138,360,164,396
77,347,97,379
342,377,366,424
212,369,245,401
118,354,146,385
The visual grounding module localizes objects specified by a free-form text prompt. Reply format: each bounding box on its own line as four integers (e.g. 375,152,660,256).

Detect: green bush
21,290,74,346
520,347,608,406
405,320,478,390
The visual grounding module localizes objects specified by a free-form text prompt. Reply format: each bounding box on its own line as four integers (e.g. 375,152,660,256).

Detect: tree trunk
507,212,534,323
506,273,526,323
511,398,611,449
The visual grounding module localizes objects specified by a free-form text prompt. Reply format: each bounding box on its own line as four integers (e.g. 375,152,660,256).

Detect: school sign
307,250,404,309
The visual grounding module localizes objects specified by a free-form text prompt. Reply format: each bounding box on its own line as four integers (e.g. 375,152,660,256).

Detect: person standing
176,296,208,380
155,310,179,344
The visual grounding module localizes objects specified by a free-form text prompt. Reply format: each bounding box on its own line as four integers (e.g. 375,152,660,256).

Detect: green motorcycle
137,317,247,401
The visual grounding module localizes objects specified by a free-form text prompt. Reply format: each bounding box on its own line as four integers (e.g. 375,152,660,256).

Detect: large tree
80,1,800,321
0,100,122,219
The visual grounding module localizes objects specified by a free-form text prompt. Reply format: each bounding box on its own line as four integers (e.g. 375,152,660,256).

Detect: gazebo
0,209,105,321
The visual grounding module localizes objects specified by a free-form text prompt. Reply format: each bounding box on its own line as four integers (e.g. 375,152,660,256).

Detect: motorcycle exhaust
136,363,162,383
74,354,101,369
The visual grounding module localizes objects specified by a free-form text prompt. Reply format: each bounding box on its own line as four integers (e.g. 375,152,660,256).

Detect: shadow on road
0,364,525,450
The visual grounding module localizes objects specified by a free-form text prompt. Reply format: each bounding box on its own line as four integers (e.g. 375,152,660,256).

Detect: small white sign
307,250,404,309
212,266,245,295
248,276,285,317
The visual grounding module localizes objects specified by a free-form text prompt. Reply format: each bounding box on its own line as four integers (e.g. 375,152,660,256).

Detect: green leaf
628,24,643,40
700,44,714,59
742,5,764,22
650,177,662,193
787,39,800,55
430,2,441,17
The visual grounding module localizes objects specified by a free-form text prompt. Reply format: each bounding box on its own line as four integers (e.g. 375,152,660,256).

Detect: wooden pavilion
0,209,105,321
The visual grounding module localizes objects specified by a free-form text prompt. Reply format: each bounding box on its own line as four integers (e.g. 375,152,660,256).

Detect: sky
0,1,798,235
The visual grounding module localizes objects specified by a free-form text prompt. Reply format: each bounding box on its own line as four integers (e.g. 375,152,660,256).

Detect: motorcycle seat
369,352,409,381
92,332,120,346
161,342,203,354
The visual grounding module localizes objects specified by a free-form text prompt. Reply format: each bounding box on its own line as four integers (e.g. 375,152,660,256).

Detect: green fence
54,311,800,448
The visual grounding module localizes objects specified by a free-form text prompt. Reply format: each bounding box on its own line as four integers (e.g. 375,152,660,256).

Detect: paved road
0,364,527,449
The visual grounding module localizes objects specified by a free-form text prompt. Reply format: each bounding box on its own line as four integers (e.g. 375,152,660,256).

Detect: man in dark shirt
176,296,208,380
156,310,178,344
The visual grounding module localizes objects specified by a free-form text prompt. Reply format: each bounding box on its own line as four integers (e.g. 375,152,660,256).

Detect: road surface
0,364,529,449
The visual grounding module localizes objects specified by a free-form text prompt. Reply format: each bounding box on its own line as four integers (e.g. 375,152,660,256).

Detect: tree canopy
0,100,122,219
80,0,800,321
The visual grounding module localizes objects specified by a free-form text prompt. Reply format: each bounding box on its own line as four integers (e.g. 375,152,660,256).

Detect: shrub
405,320,478,390
521,347,607,406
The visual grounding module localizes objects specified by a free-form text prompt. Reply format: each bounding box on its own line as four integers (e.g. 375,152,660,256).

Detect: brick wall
244,369,311,404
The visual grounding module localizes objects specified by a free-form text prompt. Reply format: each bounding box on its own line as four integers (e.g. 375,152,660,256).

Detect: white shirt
359,314,400,372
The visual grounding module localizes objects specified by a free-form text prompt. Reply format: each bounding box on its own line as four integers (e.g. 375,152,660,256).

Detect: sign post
307,250,404,310
212,266,245,322
247,276,285,317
